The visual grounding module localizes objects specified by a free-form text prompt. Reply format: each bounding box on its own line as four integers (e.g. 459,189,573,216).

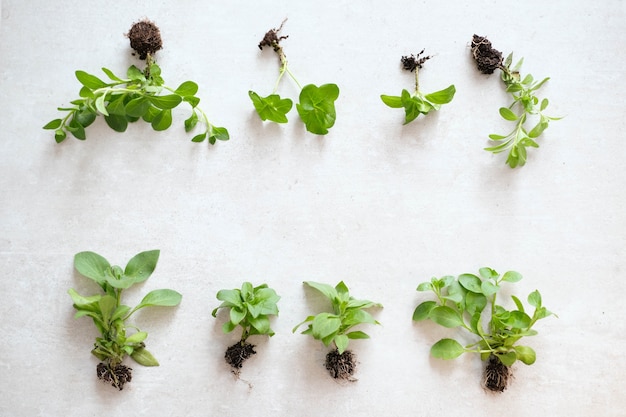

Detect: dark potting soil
127,19,163,60
400,49,432,72
325,349,356,381
483,355,511,392
225,341,256,373
96,362,132,391
470,34,503,74
258,20,289,52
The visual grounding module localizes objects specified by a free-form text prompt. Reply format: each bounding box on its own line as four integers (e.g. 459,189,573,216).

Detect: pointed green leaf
124,250,160,283
380,94,403,108
43,119,63,130
303,281,338,301
175,81,199,97
151,109,173,131
499,107,519,121
424,84,456,104
104,114,128,132
75,70,108,90
130,346,159,366
249,91,293,123
125,97,151,118
125,331,148,345
528,290,542,308
334,334,349,354
502,270,522,283
149,95,183,110
74,251,111,284
459,274,482,293
346,330,370,340
101,67,124,82
429,306,464,328
412,300,436,321
431,338,464,359
137,289,182,309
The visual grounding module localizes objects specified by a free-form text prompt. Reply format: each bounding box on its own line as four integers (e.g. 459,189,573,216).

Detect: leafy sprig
413,268,554,368
249,19,340,135
381,50,456,124
293,281,382,354
211,282,281,342
69,250,182,390
44,61,229,144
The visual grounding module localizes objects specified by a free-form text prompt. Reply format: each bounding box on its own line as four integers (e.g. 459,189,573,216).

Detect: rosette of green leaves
211,282,281,341
413,268,554,367
69,250,182,367
381,84,456,125
485,53,561,168
43,64,229,144
293,281,382,354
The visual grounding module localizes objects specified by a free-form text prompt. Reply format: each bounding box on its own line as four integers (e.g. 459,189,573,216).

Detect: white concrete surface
1,0,624,416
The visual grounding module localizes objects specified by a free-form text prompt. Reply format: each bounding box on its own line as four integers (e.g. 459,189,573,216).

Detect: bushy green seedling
212,282,280,373
471,35,560,168
293,281,382,380
69,250,182,390
44,19,228,145
249,19,340,135
413,267,555,392
381,50,456,124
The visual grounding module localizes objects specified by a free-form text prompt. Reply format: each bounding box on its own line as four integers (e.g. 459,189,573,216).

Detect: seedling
381,50,456,124
249,19,340,135
471,35,560,168
293,281,382,381
69,250,182,390
211,282,280,375
44,19,229,145
413,267,555,392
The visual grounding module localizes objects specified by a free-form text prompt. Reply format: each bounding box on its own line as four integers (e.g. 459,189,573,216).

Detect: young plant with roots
44,19,229,145
69,250,182,390
381,50,456,124
211,282,280,375
293,281,382,381
413,267,555,392
249,19,340,135
470,35,561,168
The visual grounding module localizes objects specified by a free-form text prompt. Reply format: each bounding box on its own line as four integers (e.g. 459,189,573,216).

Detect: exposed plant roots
401,49,432,72
96,362,132,391
225,341,256,374
325,349,357,381
470,35,503,74
483,355,511,392
127,19,163,60
258,19,289,52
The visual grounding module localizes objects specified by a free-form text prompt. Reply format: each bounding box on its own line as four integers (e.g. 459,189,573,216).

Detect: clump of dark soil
258,19,289,52
127,19,163,60
483,355,511,392
225,341,257,374
96,362,132,390
470,35,503,74
401,49,431,72
325,349,356,381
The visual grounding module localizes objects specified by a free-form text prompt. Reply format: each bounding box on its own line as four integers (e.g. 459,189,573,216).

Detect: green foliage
413,268,555,367
44,64,229,145
293,281,382,354
296,84,340,135
211,282,281,342
381,85,455,124
70,250,182,369
486,53,561,168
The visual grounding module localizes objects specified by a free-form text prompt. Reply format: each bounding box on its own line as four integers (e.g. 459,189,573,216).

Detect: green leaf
511,295,525,313
124,250,160,283
137,289,182,309
68,118,86,140
229,307,246,325
75,70,108,90
76,108,97,127
499,107,519,121
424,85,456,104
215,289,243,309
502,270,522,283
540,98,549,111
151,109,173,131
412,301,436,321
184,96,201,108
513,345,536,365
130,346,159,366
505,311,532,329
249,91,293,123
431,338,464,359
68,288,101,308
101,67,124,82
125,331,148,345
106,95,127,116
125,97,151,118
175,81,199,97
43,119,63,130
380,94,403,108
481,280,499,296
334,334,349,354
104,114,128,132
191,133,206,143
296,83,340,135
98,295,116,326
311,313,341,339
127,65,145,81
459,274,482,293
303,281,338,302
209,126,229,142
55,130,67,143
249,315,271,335
74,251,111,284
184,112,198,132
528,290,542,308
429,306,464,328
346,330,370,340
149,95,183,110
497,351,517,367
465,291,487,316
416,282,433,292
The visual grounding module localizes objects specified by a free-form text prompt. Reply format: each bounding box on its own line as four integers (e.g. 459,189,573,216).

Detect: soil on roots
470,34,503,74
325,349,356,381
258,19,289,52
127,19,163,60
96,362,132,390
483,355,511,392
225,341,256,374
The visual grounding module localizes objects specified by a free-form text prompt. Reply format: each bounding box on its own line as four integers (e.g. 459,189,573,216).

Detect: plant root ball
470,34,503,74
96,362,132,391
225,341,256,374
325,349,357,381
127,19,163,60
483,355,511,392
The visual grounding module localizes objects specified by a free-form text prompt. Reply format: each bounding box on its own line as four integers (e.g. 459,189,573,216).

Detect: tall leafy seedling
293,281,382,381
44,19,229,145
249,19,340,135
381,50,456,124
70,250,182,390
413,267,555,392
470,35,561,168
212,282,280,375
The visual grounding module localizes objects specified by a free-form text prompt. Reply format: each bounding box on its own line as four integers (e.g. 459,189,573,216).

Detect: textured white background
1,0,624,416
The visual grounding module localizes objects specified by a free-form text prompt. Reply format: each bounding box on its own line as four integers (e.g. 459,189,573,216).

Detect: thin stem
414,66,420,95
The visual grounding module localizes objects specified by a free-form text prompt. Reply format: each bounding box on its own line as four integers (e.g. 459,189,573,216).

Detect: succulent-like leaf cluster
293,281,382,354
